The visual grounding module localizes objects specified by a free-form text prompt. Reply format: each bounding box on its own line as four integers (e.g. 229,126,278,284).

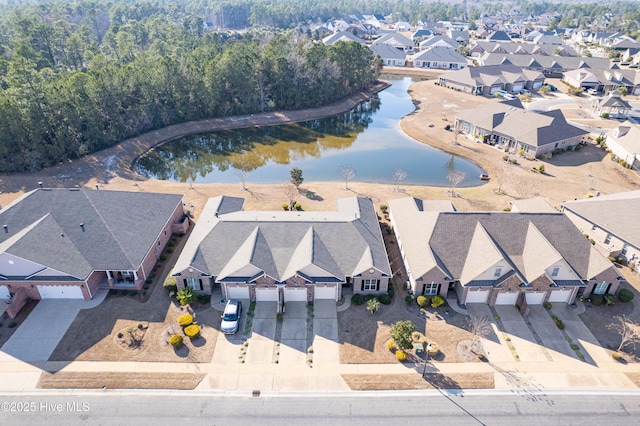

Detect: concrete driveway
210,298,250,364
1,290,107,362
311,300,339,366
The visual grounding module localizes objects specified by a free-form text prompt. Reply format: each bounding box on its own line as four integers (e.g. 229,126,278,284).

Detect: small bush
282,204,289,211
166,247,174,254
543,302,552,310
591,294,604,306
605,294,616,305
351,294,364,305
167,240,175,247
612,351,622,360
431,295,444,308
601,112,609,119
169,334,183,348
380,204,388,212
196,293,211,305
276,312,283,321
159,254,167,261
395,350,408,361
570,343,579,351
163,272,177,292
387,282,395,298
386,340,395,351
417,295,430,308
555,319,565,330
177,314,193,327
184,324,201,338
411,331,426,343
405,295,415,305
618,288,635,303
378,293,392,305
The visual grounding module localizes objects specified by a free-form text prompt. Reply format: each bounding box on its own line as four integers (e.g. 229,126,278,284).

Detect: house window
551,267,560,277
164,229,167,236
363,279,378,291
604,234,612,244
591,225,597,231
157,238,161,246
423,282,439,295
186,278,202,291
494,267,502,277
593,281,608,295
122,271,133,276
621,244,628,256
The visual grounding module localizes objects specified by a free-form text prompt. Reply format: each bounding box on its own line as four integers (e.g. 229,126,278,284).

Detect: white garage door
0,285,10,300
512,84,523,92
489,87,501,94
225,285,249,300
465,289,489,304
634,87,640,96
37,285,84,299
495,291,519,305
314,285,337,301
533,82,543,89
525,291,546,305
256,287,278,302
548,289,573,303
284,287,307,302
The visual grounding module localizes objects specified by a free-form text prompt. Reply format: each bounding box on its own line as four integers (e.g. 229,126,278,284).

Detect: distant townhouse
563,68,640,96
454,101,588,157
479,53,611,76
372,32,414,52
322,31,364,46
438,64,545,95
419,34,460,50
470,41,577,58
601,123,640,170
370,42,406,66
410,46,467,70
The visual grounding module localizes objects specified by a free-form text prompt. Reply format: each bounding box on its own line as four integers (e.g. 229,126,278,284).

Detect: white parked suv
221,300,242,334
587,88,598,95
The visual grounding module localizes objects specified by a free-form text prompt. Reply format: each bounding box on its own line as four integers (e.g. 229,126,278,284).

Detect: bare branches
446,169,466,196
393,168,407,192
282,182,298,211
607,314,640,353
468,316,493,341
338,165,356,190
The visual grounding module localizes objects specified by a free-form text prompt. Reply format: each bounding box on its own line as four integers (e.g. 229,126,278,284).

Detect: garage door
512,84,523,92
533,82,543,89
225,285,249,300
465,289,489,304
255,287,278,302
0,285,10,300
489,87,501,94
525,291,546,305
548,289,573,303
314,285,337,301
37,285,84,299
495,291,519,305
284,287,307,302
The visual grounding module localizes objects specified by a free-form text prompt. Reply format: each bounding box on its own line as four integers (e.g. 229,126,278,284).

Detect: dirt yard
342,372,494,390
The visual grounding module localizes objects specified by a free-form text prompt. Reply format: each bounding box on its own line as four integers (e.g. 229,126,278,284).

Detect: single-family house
411,46,466,70
370,42,406,66
0,188,186,317
486,30,512,42
372,32,414,52
172,196,391,305
448,30,470,44
419,35,460,50
532,34,564,45
602,123,640,171
454,102,588,157
395,21,411,32
438,64,545,95
322,31,363,46
389,197,619,311
412,29,434,43
591,92,632,119
562,191,640,266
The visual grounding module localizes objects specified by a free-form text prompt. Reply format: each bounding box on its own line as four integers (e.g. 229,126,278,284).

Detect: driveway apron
279,302,308,364
312,300,339,366
465,304,513,363
526,306,580,361
245,302,277,364
1,290,107,362
493,305,549,362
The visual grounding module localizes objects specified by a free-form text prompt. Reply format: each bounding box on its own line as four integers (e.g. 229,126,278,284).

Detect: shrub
276,312,283,321
601,112,610,119
380,204,388,212
386,340,395,351
282,204,289,211
431,295,444,308
605,294,616,305
405,295,415,305
591,294,604,306
169,334,183,348
612,351,622,360
411,331,426,343
395,350,408,361
367,298,380,314
387,282,395,298
176,287,195,306
163,272,177,292
543,302,552,310
8,321,16,328
167,240,175,248
417,295,430,308
390,320,416,350
351,294,364,305
166,247,174,253
159,254,167,261
196,293,211,305
177,314,193,327
629,261,636,271
378,293,392,305
618,288,634,303
555,319,565,330
538,164,545,174
294,203,302,211
184,324,201,338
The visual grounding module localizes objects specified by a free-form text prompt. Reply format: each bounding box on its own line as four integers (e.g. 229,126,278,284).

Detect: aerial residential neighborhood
1,0,640,422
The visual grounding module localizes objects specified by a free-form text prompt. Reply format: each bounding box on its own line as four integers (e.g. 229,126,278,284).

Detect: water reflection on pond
136,76,486,187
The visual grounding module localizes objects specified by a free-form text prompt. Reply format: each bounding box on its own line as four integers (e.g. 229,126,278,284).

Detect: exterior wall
544,262,577,280
454,281,466,305
353,268,390,294
583,267,620,298
2,280,88,301
535,135,583,156
473,262,512,281
86,271,105,298
607,138,638,167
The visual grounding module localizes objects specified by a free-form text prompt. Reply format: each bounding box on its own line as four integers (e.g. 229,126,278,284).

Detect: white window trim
593,281,608,295
424,282,438,296
551,267,560,277
186,278,202,291
363,279,377,291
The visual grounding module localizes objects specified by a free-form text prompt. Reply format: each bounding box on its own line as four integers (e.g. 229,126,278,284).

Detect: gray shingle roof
411,46,466,64
0,189,183,279
179,196,391,283
562,190,640,250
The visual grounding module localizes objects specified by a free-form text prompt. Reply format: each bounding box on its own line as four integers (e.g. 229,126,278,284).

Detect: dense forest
0,1,381,172
0,0,639,172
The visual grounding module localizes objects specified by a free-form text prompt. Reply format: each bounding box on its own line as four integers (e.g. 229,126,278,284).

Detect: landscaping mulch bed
342,373,494,391
38,372,205,390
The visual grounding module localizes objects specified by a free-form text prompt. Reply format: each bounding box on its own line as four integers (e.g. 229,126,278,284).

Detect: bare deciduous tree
452,128,462,145
234,168,250,191
338,165,356,190
446,169,466,196
393,168,407,192
282,182,298,211
496,161,512,195
468,316,493,341
607,314,640,352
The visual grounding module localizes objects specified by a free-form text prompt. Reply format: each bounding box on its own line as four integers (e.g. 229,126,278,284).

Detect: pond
136,76,486,187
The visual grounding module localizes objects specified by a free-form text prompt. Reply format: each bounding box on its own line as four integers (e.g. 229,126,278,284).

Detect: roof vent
80,223,85,232
3,225,7,233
